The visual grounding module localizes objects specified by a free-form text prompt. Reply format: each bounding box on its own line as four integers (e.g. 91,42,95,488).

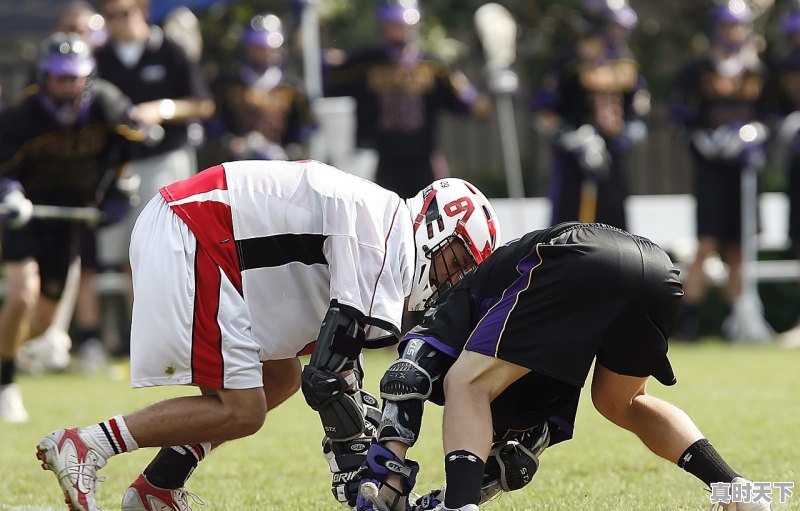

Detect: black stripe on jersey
236,234,328,270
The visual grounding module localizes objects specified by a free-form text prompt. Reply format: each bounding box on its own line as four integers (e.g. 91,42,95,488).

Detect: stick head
474,3,517,69
360,481,380,500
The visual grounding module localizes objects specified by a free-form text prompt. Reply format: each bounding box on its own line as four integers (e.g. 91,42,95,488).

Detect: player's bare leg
38,386,268,511
721,243,742,303
590,363,768,509
439,350,529,508
119,357,301,510
590,362,703,462
125,386,267,446
678,236,717,340
0,260,40,423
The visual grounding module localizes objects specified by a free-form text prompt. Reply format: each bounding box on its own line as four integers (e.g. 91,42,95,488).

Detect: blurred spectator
671,0,767,341
532,0,649,229
769,1,800,348
93,0,214,354
324,0,490,199
55,0,107,50
212,13,313,161
0,33,140,422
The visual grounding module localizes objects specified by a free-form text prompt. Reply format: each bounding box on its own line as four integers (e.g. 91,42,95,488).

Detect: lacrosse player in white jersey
34,159,501,511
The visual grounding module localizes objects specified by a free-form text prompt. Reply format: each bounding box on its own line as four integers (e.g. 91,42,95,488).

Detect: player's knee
263,358,301,410
4,279,39,314
223,392,268,438
591,387,630,425
443,363,487,400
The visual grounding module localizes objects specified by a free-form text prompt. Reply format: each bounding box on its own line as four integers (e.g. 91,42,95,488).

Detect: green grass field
1,341,798,511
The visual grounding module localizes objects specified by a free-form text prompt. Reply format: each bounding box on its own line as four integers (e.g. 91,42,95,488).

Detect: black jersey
0,79,139,207
214,67,313,147
672,54,766,130
765,48,800,117
94,26,211,158
533,38,647,140
325,46,476,163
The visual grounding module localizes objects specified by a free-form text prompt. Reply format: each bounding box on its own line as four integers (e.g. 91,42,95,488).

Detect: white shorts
129,194,262,389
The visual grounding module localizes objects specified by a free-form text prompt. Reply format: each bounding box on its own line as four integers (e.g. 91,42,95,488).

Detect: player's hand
99,175,140,226
0,179,33,228
410,487,445,510
324,435,373,507
355,443,420,511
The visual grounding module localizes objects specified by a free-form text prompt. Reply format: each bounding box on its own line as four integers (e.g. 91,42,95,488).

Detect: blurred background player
0,32,140,422
324,0,491,199
53,0,110,372
54,0,107,51
769,1,800,348
671,0,768,341
532,0,649,230
93,0,215,355
211,13,313,162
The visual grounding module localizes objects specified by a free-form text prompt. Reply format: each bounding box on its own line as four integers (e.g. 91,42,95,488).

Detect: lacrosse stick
723,123,775,342
360,482,392,511
475,3,525,199
0,204,104,225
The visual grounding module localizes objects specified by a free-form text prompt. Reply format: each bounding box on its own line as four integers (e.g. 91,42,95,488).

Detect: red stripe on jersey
172,200,242,296
160,164,227,202
161,164,242,296
109,418,128,452
191,243,224,389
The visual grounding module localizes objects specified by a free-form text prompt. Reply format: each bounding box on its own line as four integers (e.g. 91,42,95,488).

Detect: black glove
323,389,382,507
99,175,140,226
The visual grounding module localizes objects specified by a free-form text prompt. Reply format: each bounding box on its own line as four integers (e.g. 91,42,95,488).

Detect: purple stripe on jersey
472,293,501,321
464,243,543,357
402,334,460,359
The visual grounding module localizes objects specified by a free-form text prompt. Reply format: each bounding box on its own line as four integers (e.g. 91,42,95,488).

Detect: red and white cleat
121,474,204,511
36,428,107,511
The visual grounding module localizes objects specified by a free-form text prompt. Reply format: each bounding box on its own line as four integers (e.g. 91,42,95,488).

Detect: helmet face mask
406,178,501,311
426,236,477,308
38,32,95,109
242,14,284,70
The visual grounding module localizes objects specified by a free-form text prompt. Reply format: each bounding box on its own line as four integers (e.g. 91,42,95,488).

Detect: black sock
143,445,206,489
443,450,485,508
678,438,739,487
73,327,102,349
0,358,16,386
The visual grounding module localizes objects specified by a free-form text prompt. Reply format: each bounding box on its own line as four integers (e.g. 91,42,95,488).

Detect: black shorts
464,224,683,387
692,150,746,243
2,219,81,300
788,154,800,246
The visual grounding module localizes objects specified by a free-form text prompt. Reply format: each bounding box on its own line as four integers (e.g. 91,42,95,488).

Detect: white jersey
159,160,414,360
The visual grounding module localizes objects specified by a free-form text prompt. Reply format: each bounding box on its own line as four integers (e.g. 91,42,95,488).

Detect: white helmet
406,178,502,311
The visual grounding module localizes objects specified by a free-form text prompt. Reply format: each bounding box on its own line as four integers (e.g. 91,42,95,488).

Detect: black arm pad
308,303,365,373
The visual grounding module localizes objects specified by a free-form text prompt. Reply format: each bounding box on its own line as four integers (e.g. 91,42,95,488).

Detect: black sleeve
167,39,212,100
404,285,475,357
433,60,477,115
0,104,28,180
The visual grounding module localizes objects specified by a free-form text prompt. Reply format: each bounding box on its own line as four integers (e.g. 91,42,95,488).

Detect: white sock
81,415,139,459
